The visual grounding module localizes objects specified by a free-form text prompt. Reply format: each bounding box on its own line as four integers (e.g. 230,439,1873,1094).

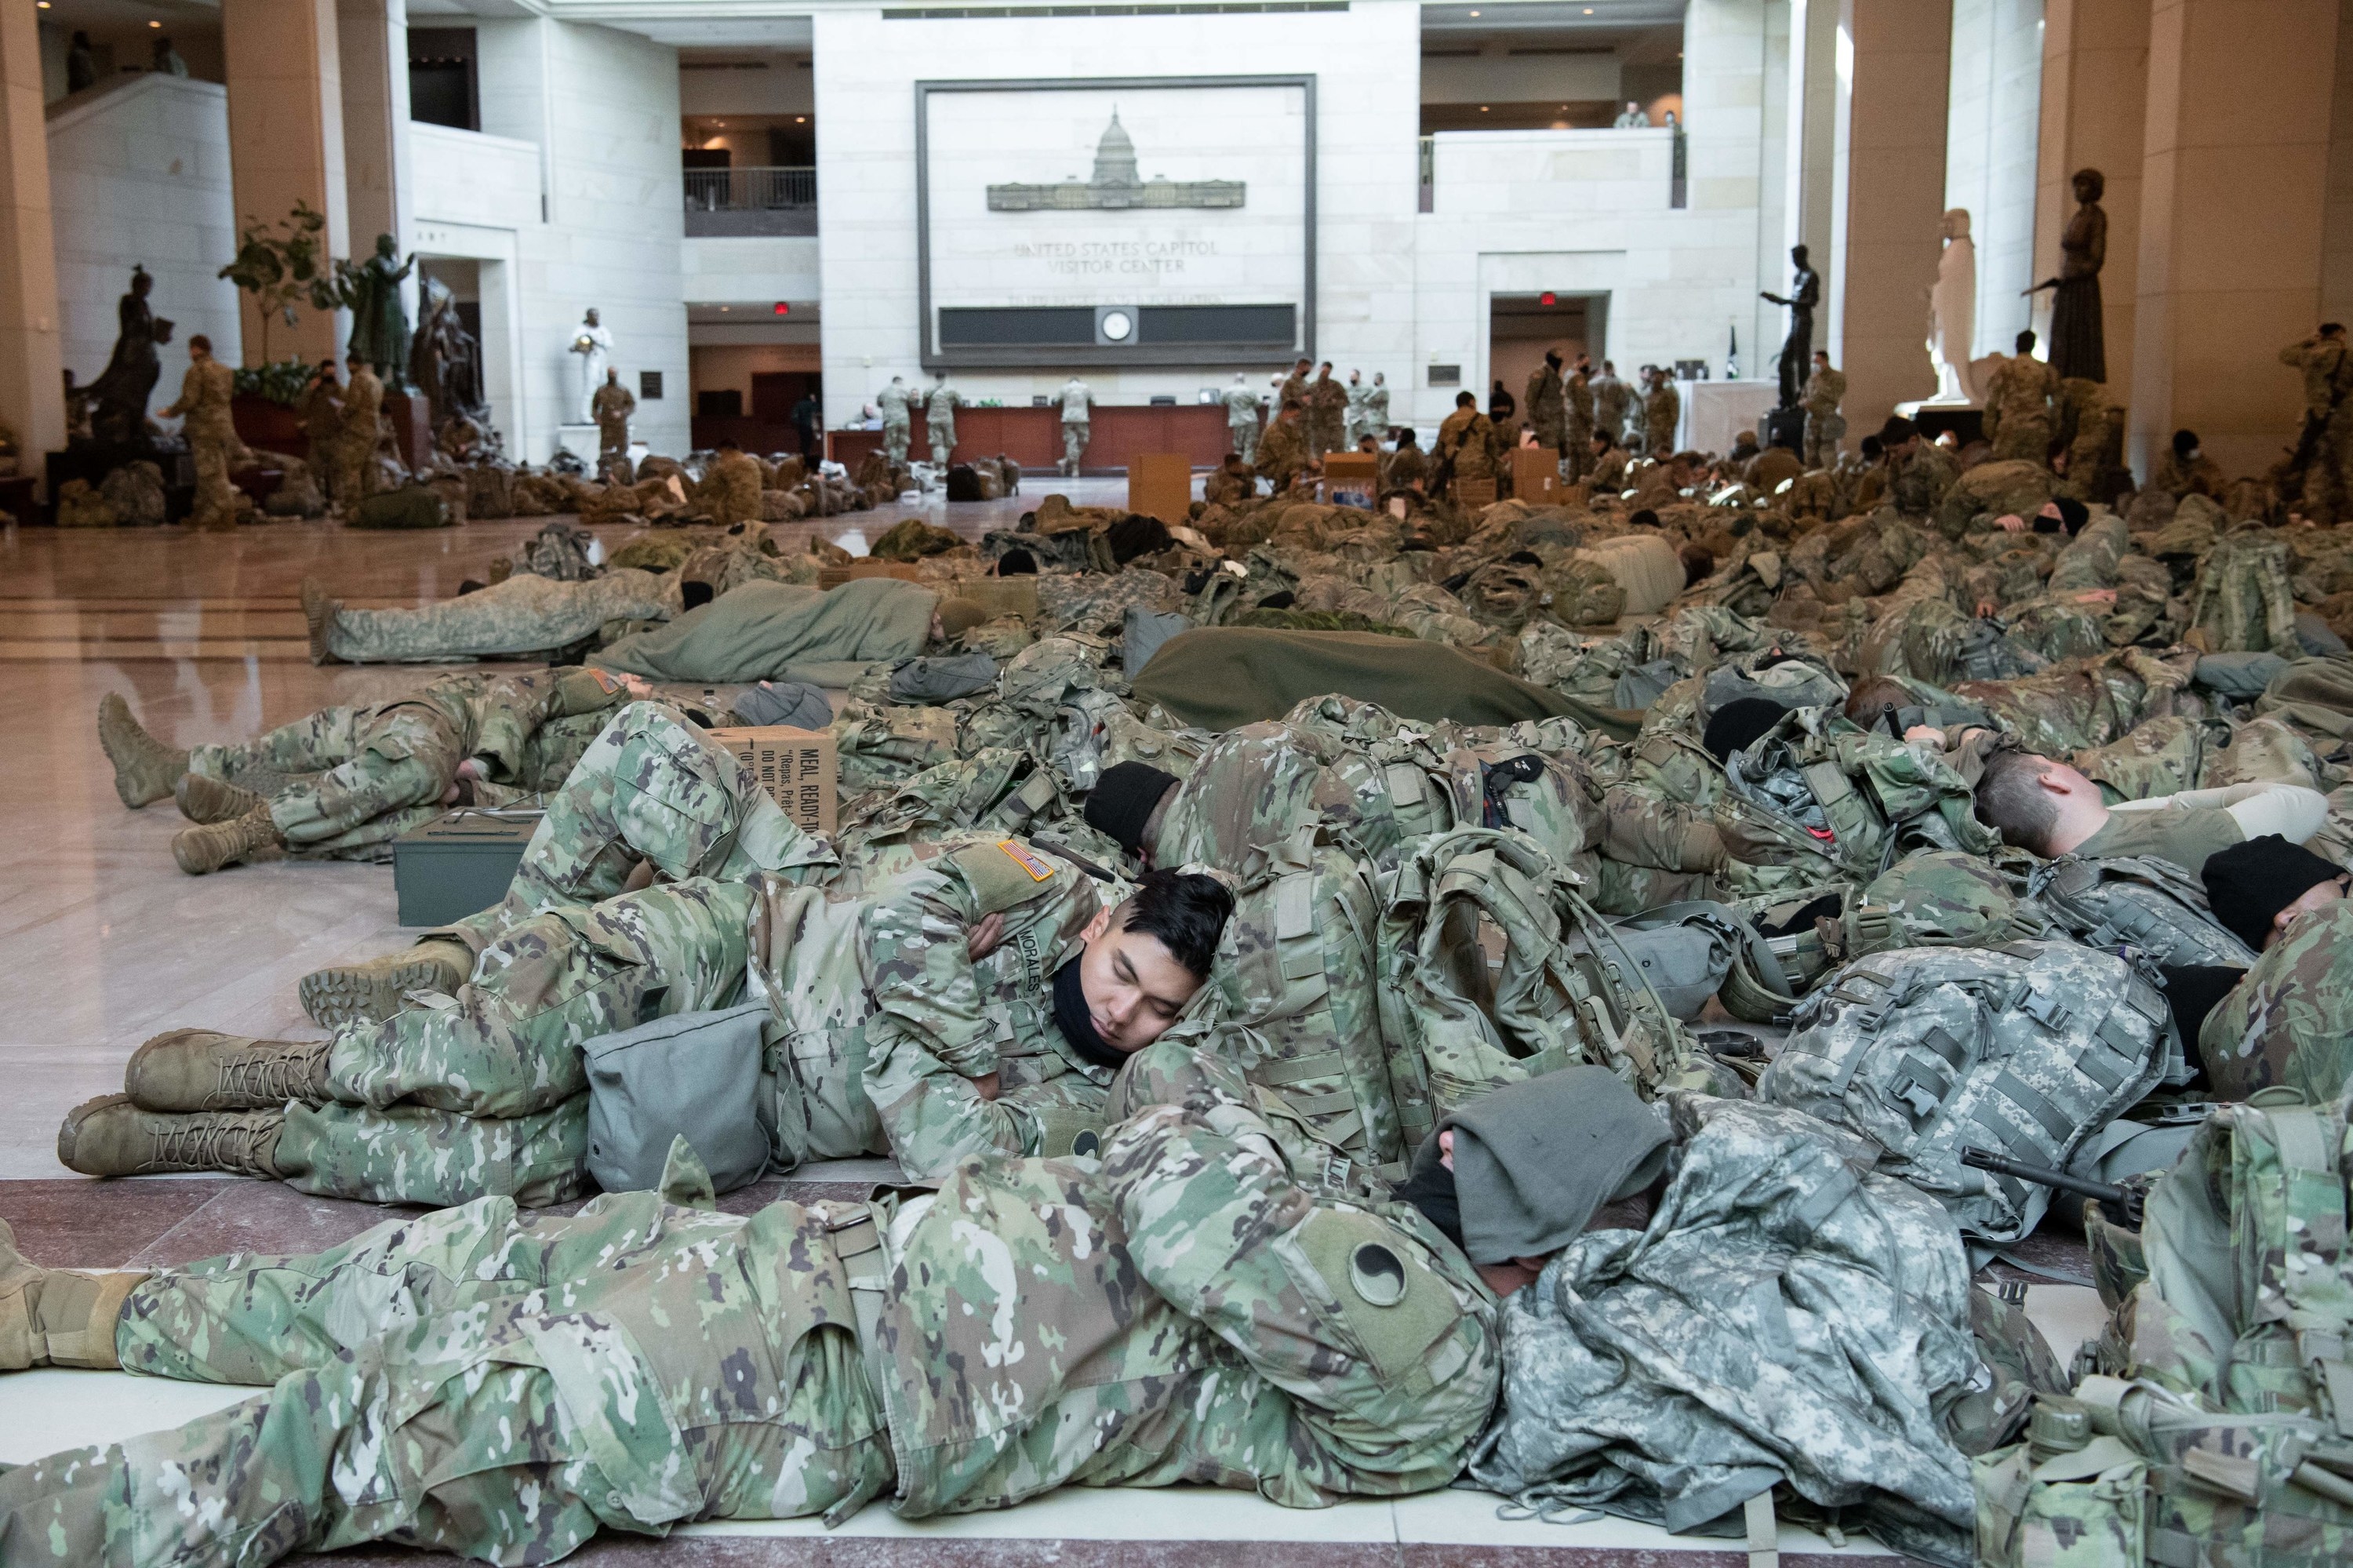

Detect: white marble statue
569,308,613,423
1927,209,1980,406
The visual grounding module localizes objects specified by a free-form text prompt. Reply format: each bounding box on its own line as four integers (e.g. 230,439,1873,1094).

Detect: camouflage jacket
2196,896,2353,1102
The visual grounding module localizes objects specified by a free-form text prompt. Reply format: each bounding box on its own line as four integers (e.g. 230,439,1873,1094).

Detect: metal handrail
683,166,818,212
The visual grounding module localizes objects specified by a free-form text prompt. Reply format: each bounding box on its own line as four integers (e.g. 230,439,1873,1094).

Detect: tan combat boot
170,802,285,875
300,577,341,665
0,1220,147,1371
125,1030,331,1112
56,1095,285,1180
175,772,267,824
96,693,189,809
299,938,472,1029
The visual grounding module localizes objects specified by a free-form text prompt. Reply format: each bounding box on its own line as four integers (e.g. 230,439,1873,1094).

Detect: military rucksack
1758,941,2174,1243
831,700,962,794
1206,828,1429,1177
833,747,1069,886
1377,828,1697,1109
2028,853,2258,970
2188,529,2299,655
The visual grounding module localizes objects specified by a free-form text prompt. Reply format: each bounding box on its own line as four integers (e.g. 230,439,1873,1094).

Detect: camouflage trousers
930,426,956,467
322,569,674,663
0,1188,892,1566
1989,414,2053,466
191,702,460,853
446,700,830,955
188,433,245,532
884,420,911,467
1231,420,1260,464
1063,420,1088,471
280,875,758,1206
1803,409,1846,470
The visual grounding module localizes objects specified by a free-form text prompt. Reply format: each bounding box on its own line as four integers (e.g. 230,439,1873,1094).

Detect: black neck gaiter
1051,958,1129,1071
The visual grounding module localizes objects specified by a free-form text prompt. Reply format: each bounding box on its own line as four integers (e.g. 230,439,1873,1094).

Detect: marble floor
0,496,2075,1563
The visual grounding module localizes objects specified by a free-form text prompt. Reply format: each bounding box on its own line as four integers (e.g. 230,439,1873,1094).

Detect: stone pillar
1784,0,1842,269
0,0,64,458
222,0,351,368
2037,0,2149,398
338,0,413,289
2131,0,2339,479
1832,0,1953,438
1944,0,2044,359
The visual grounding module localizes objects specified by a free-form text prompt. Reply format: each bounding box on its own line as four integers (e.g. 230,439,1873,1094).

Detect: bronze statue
1761,245,1821,409
408,274,488,432
84,266,175,446
2028,167,2108,383
335,235,416,388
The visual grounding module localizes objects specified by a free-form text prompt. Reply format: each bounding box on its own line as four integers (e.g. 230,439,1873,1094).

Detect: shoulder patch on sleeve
949,839,1062,915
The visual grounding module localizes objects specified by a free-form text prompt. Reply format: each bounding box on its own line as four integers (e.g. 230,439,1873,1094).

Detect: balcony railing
683,166,817,236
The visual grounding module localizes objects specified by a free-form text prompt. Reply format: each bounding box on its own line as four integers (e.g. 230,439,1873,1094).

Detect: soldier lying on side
2195,835,2353,1102
60,703,1235,1202
3,1064,1669,1567
1968,744,2327,865
96,670,644,875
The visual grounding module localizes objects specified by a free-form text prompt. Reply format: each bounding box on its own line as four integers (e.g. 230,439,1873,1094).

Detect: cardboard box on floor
950,575,1041,620
1511,448,1561,506
1319,452,1380,508
704,726,838,834
819,560,924,588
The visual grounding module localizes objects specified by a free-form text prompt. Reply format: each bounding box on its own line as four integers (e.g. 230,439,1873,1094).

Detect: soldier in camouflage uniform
2195,835,2353,1101
1306,362,1347,462
1981,331,2060,466
1801,349,1846,469
4,1045,1518,1566
1591,359,1630,442
2278,322,2353,523
95,670,635,875
60,702,1236,1201
877,376,915,467
1641,366,1679,458
1879,416,1960,515
1522,351,1566,458
1562,356,1595,483
1255,401,1313,493
1435,392,1498,495
300,569,675,664
335,352,385,508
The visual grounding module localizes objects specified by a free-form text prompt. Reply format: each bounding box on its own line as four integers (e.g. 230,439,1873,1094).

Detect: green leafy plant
216,202,339,364
231,358,320,408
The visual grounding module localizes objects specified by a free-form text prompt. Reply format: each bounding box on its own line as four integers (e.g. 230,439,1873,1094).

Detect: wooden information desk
829,404,1233,475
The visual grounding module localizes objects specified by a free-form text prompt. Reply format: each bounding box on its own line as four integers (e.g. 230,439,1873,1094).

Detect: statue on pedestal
335,235,416,389
1927,208,1980,405
2028,168,2108,384
408,275,489,434
1760,245,1820,409
84,266,175,447
570,309,613,423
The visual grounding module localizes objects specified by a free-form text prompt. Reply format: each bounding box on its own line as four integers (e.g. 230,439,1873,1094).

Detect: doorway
1488,292,1607,435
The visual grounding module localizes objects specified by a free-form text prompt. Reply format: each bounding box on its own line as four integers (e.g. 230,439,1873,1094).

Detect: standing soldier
1564,354,1595,482
591,366,636,478
1435,389,1499,499
1363,371,1391,445
1591,358,1630,442
1223,372,1264,464
1642,366,1681,458
160,335,250,532
1278,355,1311,416
1306,361,1347,461
926,373,960,467
1254,400,1311,492
1059,374,1094,475
1523,350,1566,461
1800,349,1846,469
1343,368,1369,447
336,349,384,513
301,360,342,505
707,435,765,526
877,375,915,467
2279,322,2353,524
1981,329,2061,466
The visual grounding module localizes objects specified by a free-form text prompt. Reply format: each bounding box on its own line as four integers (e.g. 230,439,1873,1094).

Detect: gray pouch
2191,650,2288,699
584,1003,774,1195
888,651,999,704
733,681,833,729
1123,607,1195,676
1613,657,1684,711
1569,915,1739,1020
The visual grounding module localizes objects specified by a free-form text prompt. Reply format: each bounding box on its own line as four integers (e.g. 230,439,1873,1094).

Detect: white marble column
0,0,64,457
1945,0,2044,358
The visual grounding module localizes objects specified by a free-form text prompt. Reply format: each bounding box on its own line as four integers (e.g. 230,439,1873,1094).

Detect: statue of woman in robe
2028,168,2108,383
1927,208,1979,405
85,266,176,446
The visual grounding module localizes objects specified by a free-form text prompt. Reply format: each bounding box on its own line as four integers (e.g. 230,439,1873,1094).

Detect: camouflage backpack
832,748,1070,887
959,635,1129,791
2188,529,2299,654
2028,853,2259,971
1978,1096,2353,1568
1204,828,1431,1178
1758,941,2174,1243
1376,828,1697,1110
831,700,963,794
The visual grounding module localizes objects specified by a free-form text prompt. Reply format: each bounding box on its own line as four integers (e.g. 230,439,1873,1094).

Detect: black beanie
2056,496,2089,535
2202,835,2347,951
997,548,1038,575
1702,697,1790,763
1082,762,1180,855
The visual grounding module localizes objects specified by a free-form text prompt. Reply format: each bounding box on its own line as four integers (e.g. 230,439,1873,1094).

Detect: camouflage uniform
1306,373,1347,461
0,1061,1498,1564
187,670,626,859
2278,333,2353,522
1435,407,1498,492
1591,731,1728,915
591,378,635,464
1591,369,1630,442
322,569,673,663
1522,363,1566,456
925,383,959,467
1564,367,1595,482
1254,416,1311,492
1641,377,1679,458
878,381,914,467
1223,383,1263,464
2196,896,2353,1102
1801,365,1846,469
1981,354,2060,467
159,355,250,530
336,363,384,508
1890,439,1960,515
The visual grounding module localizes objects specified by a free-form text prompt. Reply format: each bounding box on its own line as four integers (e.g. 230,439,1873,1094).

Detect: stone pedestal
384,390,431,471
555,424,601,467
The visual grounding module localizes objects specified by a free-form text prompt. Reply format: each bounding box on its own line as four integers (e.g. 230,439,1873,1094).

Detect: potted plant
218,202,337,450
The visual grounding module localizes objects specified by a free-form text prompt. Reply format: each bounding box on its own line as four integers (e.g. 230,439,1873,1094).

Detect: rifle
1962,1147,2144,1228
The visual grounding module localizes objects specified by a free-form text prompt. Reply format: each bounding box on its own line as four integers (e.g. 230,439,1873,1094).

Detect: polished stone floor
0,497,2062,1563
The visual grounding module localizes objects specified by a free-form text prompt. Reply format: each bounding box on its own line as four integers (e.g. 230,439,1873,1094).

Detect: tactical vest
1759,941,2174,1243
2028,853,2258,970
1206,831,1429,1176
1376,828,1695,1108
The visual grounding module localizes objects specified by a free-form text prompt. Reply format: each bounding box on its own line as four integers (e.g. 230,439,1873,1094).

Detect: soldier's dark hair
2173,429,2200,459
2015,329,2037,353
1118,870,1235,980
1592,429,1614,449
1628,508,1660,527
1878,415,1916,446
1860,435,1884,460
1845,677,1914,727
1679,545,1715,587
188,334,212,353
1973,747,2061,855
2326,324,2348,337
1455,391,1477,408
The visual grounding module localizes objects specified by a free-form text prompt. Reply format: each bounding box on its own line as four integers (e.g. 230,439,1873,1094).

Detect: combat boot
170,802,285,875
175,771,267,824
125,1030,331,1112
0,1219,146,1371
56,1095,285,1181
300,577,341,665
96,693,189,808
300,938,472,1028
